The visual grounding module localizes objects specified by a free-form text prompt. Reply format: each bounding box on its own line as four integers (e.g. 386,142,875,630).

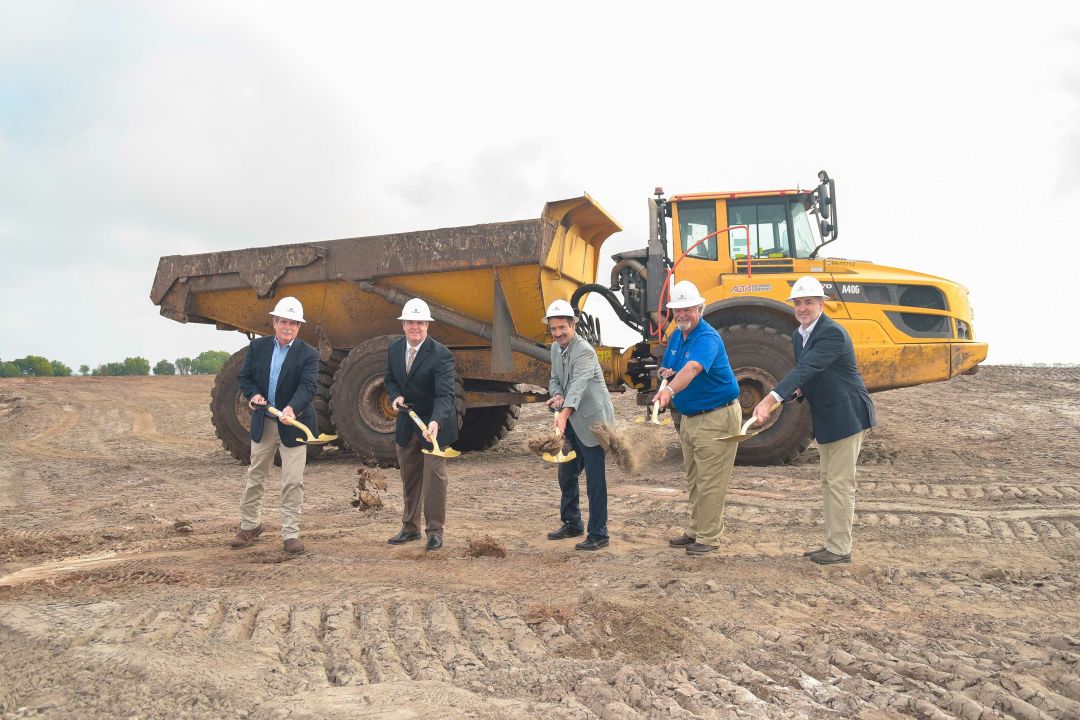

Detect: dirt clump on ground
465,534,506,558
1,368,1079,719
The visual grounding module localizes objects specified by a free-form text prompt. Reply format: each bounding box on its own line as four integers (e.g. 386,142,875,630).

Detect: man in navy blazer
384,298,459,551
753,277,875,565
229,296,319,555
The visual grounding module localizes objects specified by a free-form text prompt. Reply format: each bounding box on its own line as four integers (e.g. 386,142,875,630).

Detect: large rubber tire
717,323,813,466
210,349,252,463
210,347,328,463
455,404,521,451
329,336,464,467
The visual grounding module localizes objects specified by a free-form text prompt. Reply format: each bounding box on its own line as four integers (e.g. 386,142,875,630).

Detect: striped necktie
406,346,417,374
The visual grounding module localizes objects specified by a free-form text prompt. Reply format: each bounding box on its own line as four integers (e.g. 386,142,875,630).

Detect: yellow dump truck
150,171,988,466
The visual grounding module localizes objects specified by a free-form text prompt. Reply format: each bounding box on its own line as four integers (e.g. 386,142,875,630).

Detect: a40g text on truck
150,171,988,466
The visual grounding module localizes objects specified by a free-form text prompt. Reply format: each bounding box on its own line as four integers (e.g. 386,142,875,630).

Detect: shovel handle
265,405,317,442
408,409,447,452
740,399,782,434
651,378,669,423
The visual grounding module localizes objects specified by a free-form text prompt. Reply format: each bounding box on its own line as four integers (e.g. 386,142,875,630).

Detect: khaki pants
239,422,306,539
679,402,741,546
396,434,448,536
818,430,864,555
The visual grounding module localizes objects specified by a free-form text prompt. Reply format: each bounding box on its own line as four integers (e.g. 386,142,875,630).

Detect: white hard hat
788,276,827,300
269,296,305,323
398,298,434,322
666,280,706,309
542,299,576,322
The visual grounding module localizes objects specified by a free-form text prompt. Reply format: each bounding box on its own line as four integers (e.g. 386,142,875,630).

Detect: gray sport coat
548,334,615,447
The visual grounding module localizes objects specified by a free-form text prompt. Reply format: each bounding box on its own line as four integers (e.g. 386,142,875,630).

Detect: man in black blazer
384,298,459,551
752,277,876,565
229,296,319,555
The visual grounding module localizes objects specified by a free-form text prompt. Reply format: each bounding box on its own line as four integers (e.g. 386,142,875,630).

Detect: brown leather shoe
229,525,263,548
669,534,696,547
283,538,305,555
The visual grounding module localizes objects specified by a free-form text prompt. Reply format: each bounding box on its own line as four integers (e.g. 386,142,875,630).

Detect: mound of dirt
526,433,563,456
465,535,506,558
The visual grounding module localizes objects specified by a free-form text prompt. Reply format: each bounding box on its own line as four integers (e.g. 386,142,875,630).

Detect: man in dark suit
752,276,876,565
229,296,319,555
384,298,458,551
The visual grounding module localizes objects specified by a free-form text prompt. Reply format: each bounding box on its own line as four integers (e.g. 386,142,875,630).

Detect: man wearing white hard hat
230,296,320,555
384,298,458,551
652,280,742,556
752,276,876,565
543,299,616,551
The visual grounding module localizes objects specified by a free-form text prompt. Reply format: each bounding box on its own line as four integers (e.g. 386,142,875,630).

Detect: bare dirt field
1,367,1078,719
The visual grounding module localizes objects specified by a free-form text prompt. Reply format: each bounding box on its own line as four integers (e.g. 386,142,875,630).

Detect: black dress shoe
547,522,584,540
575,537,609,551
388,529,421,545
685,542,719,555
425,534,443,551
809,549,851,565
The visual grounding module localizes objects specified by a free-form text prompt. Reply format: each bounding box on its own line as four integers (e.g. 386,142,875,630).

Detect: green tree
192,350,231,375
175,357,194,375
79,365,90,376
51,360,72,377
0,361,20,377
154,359,176,376
15,356,53,376
123,357,151,376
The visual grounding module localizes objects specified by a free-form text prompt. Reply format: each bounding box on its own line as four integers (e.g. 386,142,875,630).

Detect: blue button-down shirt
268,339,293,408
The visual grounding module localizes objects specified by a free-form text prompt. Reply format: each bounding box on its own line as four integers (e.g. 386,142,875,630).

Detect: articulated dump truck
150,172,988,466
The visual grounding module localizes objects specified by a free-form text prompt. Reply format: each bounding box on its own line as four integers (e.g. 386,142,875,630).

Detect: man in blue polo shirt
652,280,742,555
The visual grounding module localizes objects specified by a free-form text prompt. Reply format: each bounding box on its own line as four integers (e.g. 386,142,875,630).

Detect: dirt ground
1,366,1078,720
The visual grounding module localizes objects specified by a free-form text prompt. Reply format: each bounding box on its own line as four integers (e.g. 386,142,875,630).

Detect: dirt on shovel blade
526,432,563,456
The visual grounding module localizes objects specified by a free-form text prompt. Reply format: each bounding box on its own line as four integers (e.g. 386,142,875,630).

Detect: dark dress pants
557,422,608,540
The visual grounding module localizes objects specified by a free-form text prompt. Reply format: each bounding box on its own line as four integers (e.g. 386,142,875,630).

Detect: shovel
716,401,782,443
542,426,577,463
264,406,338,445
634,378,673,426
406,409,461,458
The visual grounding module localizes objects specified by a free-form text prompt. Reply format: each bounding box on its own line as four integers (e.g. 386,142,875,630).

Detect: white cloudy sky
1,1,1077,369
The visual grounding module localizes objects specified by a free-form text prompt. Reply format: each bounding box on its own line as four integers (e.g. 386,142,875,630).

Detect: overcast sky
2,1,1077,370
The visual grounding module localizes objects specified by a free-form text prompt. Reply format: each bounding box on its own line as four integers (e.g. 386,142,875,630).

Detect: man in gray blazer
544,299,616,551
752,276,876,565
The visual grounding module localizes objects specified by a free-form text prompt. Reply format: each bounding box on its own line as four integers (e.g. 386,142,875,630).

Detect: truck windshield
792,199,819,258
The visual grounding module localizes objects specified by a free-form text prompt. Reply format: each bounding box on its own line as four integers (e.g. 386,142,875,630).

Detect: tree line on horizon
0,351,233,378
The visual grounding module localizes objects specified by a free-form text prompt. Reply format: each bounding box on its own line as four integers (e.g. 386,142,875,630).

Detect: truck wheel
717,323,812,466
455,404,521,451
329,337,465,467
210,348,252,463
210,347,327,463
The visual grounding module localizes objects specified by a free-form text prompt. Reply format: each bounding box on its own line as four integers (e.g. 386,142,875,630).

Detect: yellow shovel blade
542,449,577,463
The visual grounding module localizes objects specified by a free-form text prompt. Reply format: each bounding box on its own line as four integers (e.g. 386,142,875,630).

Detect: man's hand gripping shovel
263,406,338,445
405,408,461,459
715,400,785,443
634,377,673,426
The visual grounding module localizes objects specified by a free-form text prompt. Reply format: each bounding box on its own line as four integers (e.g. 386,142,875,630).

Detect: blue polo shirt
662,320,740,415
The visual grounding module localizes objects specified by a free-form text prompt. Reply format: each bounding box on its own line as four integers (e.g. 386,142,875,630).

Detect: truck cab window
729,201,789,258
678,201,717,260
